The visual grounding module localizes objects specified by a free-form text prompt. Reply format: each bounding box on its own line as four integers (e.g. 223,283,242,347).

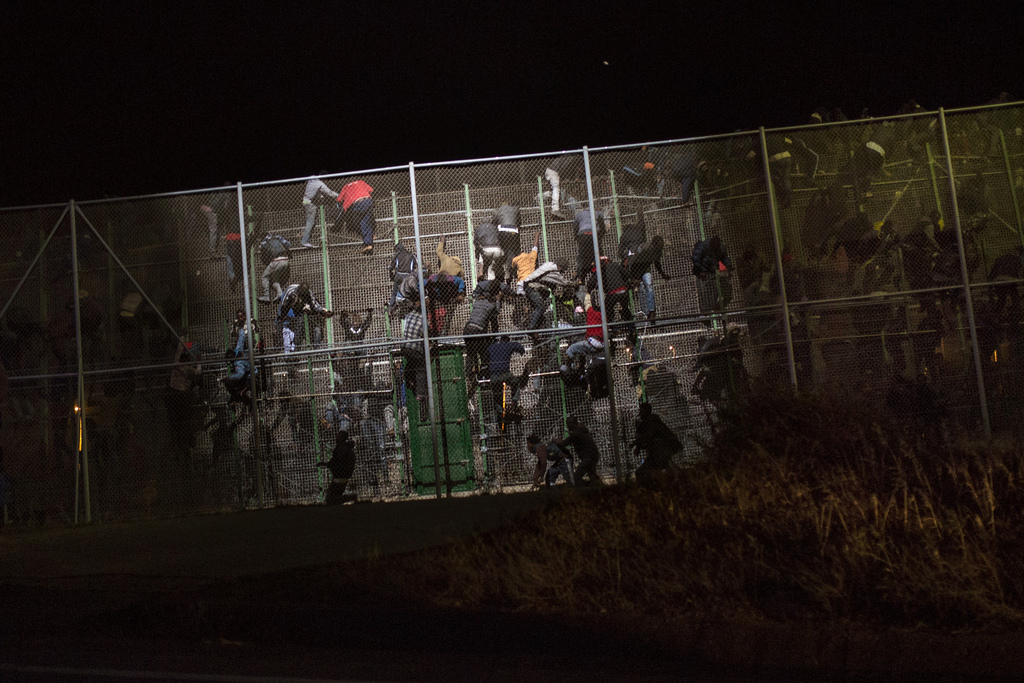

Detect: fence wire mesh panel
3,103,1023,528
946,105,1024,433
0,207,77,526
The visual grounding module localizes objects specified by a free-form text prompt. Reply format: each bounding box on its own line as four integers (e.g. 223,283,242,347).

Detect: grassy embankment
271,389,1024,629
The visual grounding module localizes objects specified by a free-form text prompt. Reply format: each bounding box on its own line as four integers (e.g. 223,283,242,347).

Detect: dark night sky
1,1,1021,207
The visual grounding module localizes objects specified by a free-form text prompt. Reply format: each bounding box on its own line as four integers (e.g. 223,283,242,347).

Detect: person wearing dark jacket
318,430,357,504
633,402,683,481
424,272,466,335
492,202,522,263
463,284,500,398
573,205,608,281
257,233,292,303
334,308,375,404
833,119,910,210
692,236,734,314
277,283,334,353
552,416,602,486
989,246,1023,319
624,235,670,323
528,434,574,487
474,220,503,281
487,335,526,427
522,257,572,330
388,242,418,307
618,213,648,264
587,256,634,339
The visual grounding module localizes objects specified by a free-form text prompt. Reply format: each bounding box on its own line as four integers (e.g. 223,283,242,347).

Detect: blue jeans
339,197,375,245
225,239,242,285
546,455,574,487
638,271,655,315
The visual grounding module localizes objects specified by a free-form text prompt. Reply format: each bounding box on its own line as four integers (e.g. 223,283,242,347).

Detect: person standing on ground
528,433,574,487
317,429,356,504
552,416,602,486
633,402,683,481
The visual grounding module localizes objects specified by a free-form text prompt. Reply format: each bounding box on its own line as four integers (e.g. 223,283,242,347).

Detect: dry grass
327,389,1024,629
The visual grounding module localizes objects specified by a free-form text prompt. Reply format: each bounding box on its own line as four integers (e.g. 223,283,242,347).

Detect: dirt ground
3,492,1024,681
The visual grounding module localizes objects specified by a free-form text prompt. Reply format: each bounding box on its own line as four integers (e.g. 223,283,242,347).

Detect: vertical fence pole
926,143,945,223
69,201,91,523
939,109,992,438
538,176,569,434
583,147,624,483
759,128,799,389
319,205,335,347
463,185,478,291
237,183,265,508
409,162,444,499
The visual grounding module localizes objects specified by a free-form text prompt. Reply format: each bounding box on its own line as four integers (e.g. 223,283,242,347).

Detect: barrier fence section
1,102,1022,526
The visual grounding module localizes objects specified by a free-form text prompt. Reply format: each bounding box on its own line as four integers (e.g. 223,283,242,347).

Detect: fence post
409,162,444,499
69,201,91,524
463,185,477,291
926,142,945,222
237,182,265,508
319,205,335,347
938,109,992,438
759,128,799,389
583,147,624,483
537,175,569,435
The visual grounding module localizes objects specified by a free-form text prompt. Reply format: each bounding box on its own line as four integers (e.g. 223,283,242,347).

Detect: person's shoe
300,242,316,249
550,210,566,220
257,295,272,303
362,245,374,255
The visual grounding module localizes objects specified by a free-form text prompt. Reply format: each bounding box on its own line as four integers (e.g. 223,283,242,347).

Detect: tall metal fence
2,102,1023,526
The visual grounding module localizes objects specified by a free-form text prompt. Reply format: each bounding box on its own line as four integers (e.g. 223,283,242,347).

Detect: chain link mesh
3,103,1023,526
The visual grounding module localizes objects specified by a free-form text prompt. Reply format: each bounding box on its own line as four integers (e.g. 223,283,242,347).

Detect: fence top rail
763,99,1024,135
0,200,71,213
586,128,762,153
7,99,1023,210
409,148,586,169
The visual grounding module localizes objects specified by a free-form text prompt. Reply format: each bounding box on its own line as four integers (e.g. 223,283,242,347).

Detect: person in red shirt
335,180,375,255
